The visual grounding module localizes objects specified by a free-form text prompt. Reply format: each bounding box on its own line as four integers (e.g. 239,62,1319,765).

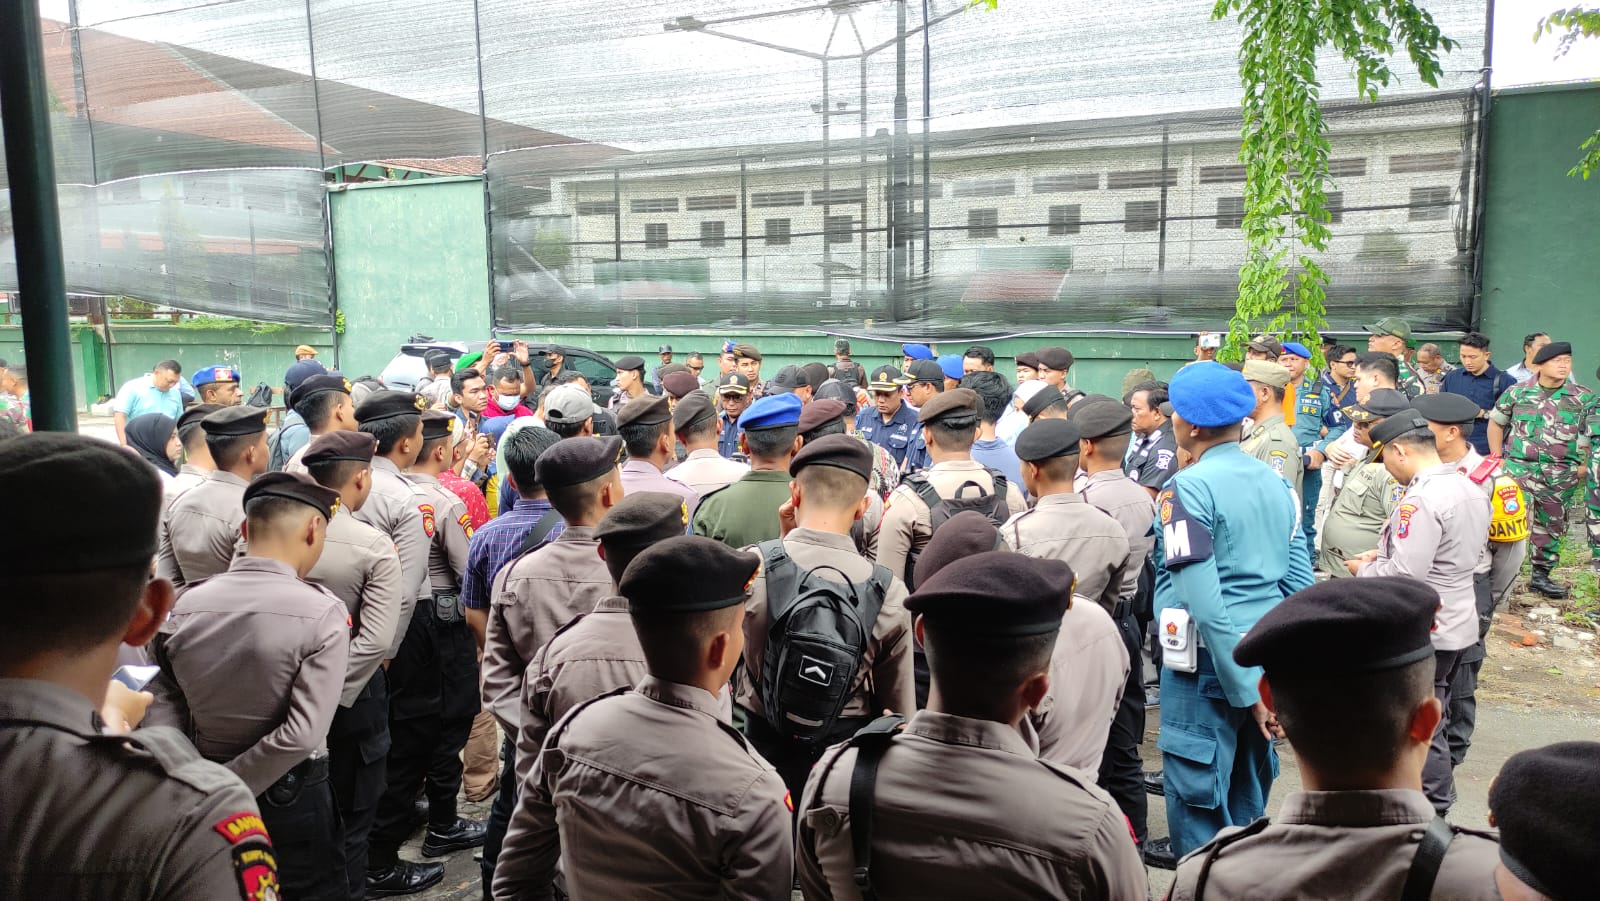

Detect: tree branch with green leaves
1536,7,1600,180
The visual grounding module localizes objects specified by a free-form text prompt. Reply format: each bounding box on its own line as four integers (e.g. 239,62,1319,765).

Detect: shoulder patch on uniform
1396,503,1417,539
1155,448,1175,471
419,503,436,538
784,791,794,812
1269,449,1288,473
456,511,475,538
1157,489,1174,526
1160,487,1214,568
214,811,270,845
229,841,279,901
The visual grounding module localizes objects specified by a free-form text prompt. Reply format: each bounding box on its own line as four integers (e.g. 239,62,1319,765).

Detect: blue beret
901,343,934,360
937,354,965,380
1280,341,1311,359
192,365,240,387
738,393,803,431
1169,361,1256,427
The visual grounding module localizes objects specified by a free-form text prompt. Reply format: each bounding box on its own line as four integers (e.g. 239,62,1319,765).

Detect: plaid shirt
461,499,563,610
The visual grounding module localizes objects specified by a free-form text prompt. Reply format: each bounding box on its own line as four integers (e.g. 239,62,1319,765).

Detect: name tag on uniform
1160,608,1198,673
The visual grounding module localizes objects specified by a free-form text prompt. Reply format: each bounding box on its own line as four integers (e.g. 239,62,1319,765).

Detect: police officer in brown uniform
303,429,406,898
1,433,278,901
740,434,915,797
146,471,351,900
167,402,222,501
1167,577,1500,900
371,410,487,883
877,388,1026,585
157,404,269,589
1003,419,1133,610
492,536,793,901
282,373,358,475
798,552,1146,900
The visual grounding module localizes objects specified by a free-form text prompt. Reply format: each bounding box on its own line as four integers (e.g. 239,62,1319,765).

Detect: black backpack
899,467,1012,590
756,540,892,746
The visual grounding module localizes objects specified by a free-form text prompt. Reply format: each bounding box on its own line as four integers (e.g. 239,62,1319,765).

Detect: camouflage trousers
1503,461,1581,570
1591,450,1600,554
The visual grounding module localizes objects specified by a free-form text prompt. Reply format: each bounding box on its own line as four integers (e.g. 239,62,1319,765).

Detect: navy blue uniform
856,403,919,468
717,412,743,461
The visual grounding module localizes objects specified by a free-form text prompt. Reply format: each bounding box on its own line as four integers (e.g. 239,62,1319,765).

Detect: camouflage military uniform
1587,411,1600,560
1490,379,1597,570
1396,360,1426,400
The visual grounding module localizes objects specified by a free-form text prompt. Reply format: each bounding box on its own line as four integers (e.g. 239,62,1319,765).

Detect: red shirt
440,469,491,529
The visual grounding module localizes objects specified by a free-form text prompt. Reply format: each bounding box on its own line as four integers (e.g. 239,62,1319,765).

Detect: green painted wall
329,178,493,379
0,324,94,408
1480,84,1600,383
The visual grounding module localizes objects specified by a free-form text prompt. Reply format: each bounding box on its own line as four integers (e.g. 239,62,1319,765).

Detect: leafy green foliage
1536,8,1600,179
1212,0,1457,361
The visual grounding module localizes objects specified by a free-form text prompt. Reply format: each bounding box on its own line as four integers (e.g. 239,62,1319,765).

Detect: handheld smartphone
1199,333,1223,349
112,665,160,691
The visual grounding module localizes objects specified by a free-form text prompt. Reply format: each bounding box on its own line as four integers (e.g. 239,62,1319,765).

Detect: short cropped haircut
1124,380,1169,409
631,605,742,686
178,419,209,451
361,413,421,456
490,364,523,386
546,415,589,440
959,371,1013,424
155,359,182,375
744,426,798,460
1032,454,1079,484
244,494,323,541
546,470,613,521
1270,657,1435,775
926,417,977,453
921,622,1056,718
306,457,369,490
620,420,669,458
205,431,259,469
551,370,584,386
677,414,718,445
450,368,483,396
1355,351,1400,387
1460,332,1490,351
297,389,348,431
417,434,449,461
9,565,150,657
963,345,995,366
800,418,847,445
504,426,560,494
1387,430,1438,454
796,463,868,511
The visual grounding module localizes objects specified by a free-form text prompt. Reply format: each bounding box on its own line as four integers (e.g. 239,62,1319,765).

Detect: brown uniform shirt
876,459,1027,583
307,509,405,706
282,442,311,475
411,472,473,592
352,456,431,656
798,710,1147,900
493,677,793,901
1,679,274,901
1080,467,1159,601
1025,594,1131,773
740,528,915,721
146,556,350,795
482,526,611,730
163,462,208,505
1167,790,1500,901
1000,491,1132,611
156,469,248,589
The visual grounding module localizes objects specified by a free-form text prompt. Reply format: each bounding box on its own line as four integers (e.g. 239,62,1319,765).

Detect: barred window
764,218,791,246
630,197,679,213
700,221,726,248
1032,173,1099,193
967,208,999,239
1199,165,1246,184
750,191,806,208
1390,152,1458,174
824,215,854,245
1107,168,1177,189
643,223,668,248
1048,204,1081,236
576,200,618,216
1215,196,1245,229
1125,200,1160,232
812,187,866,205
686,195,737,211
1408,186,1452,221
952,177,1015,198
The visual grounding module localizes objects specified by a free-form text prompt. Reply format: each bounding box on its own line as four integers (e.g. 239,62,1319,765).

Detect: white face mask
495,393,520,412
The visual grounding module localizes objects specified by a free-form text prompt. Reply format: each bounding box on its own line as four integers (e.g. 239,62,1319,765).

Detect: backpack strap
1399,815,1455,901
987,470,1012,521
899,470,943,513
846,713,906,901
1192,817,1272,901
757,540,802,619
514,509,565,557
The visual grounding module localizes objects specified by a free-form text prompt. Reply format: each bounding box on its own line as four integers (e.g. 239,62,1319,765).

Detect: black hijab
125,413,178,477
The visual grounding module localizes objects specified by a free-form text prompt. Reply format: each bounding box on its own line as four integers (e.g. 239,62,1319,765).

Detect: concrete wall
1479,83,1600,384
329,177,494,379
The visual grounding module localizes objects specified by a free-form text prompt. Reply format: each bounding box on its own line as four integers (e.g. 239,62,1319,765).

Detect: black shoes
1142,770,1165,796
408,799,429,835
1142,837,1178,870
1530,567,1570,599
367,860,446,898
423,817,487,857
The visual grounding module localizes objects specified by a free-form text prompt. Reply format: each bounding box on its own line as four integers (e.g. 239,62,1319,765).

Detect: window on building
1107,168,1178,190
1199,165,1247,184
1215,196,1245,229
1125,200,1160,233
643,223,668,249
1389,152,1458,175
824,215,854,245
630,197,680,213
812,187,866,205
1408,186,1452,221
1048,204,1081,236
764,218,791,246
576,200,618,216
967,208,1000,239
700,221,726,248
952,177,1016,198
686,194,737,211
1325,191,1345,225
1328,158,1368,178
1032,173,1099,193
750,191,806,208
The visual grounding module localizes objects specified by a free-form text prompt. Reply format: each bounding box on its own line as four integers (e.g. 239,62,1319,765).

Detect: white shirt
666,448,750,499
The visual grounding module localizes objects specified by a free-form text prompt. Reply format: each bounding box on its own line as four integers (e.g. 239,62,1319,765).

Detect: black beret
244,471,341,520
1035,346,1074,371
731,343,763,361
201,405,268,437
302,430,377,466
615,355,646,373
1014,419,1082,462
657,362,690,378
813,379,857,415
615,394,671,429
594,491,690,552
1410,392,1480,426
798,398,848,435
535,435,623,488
1015,352,1040,370
1022,384,1066,418
917,387,979,425
1,433,163,573
905,359,944,384
790,433,873,481
288,373,351,412
1490,741,1600,901
421,410,457,441
907,551,1073,636
661,370,701,400
356,389,428,425
801,362,830,391
768,365,807,394
1369,412,1432,451
671,392,716,431
176,403,223,434
1341,388,1412,423
1234,576,1440,674
620,535,759,614
912,510,1005,589
1071,399,1133,439
1532,341,1572,365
